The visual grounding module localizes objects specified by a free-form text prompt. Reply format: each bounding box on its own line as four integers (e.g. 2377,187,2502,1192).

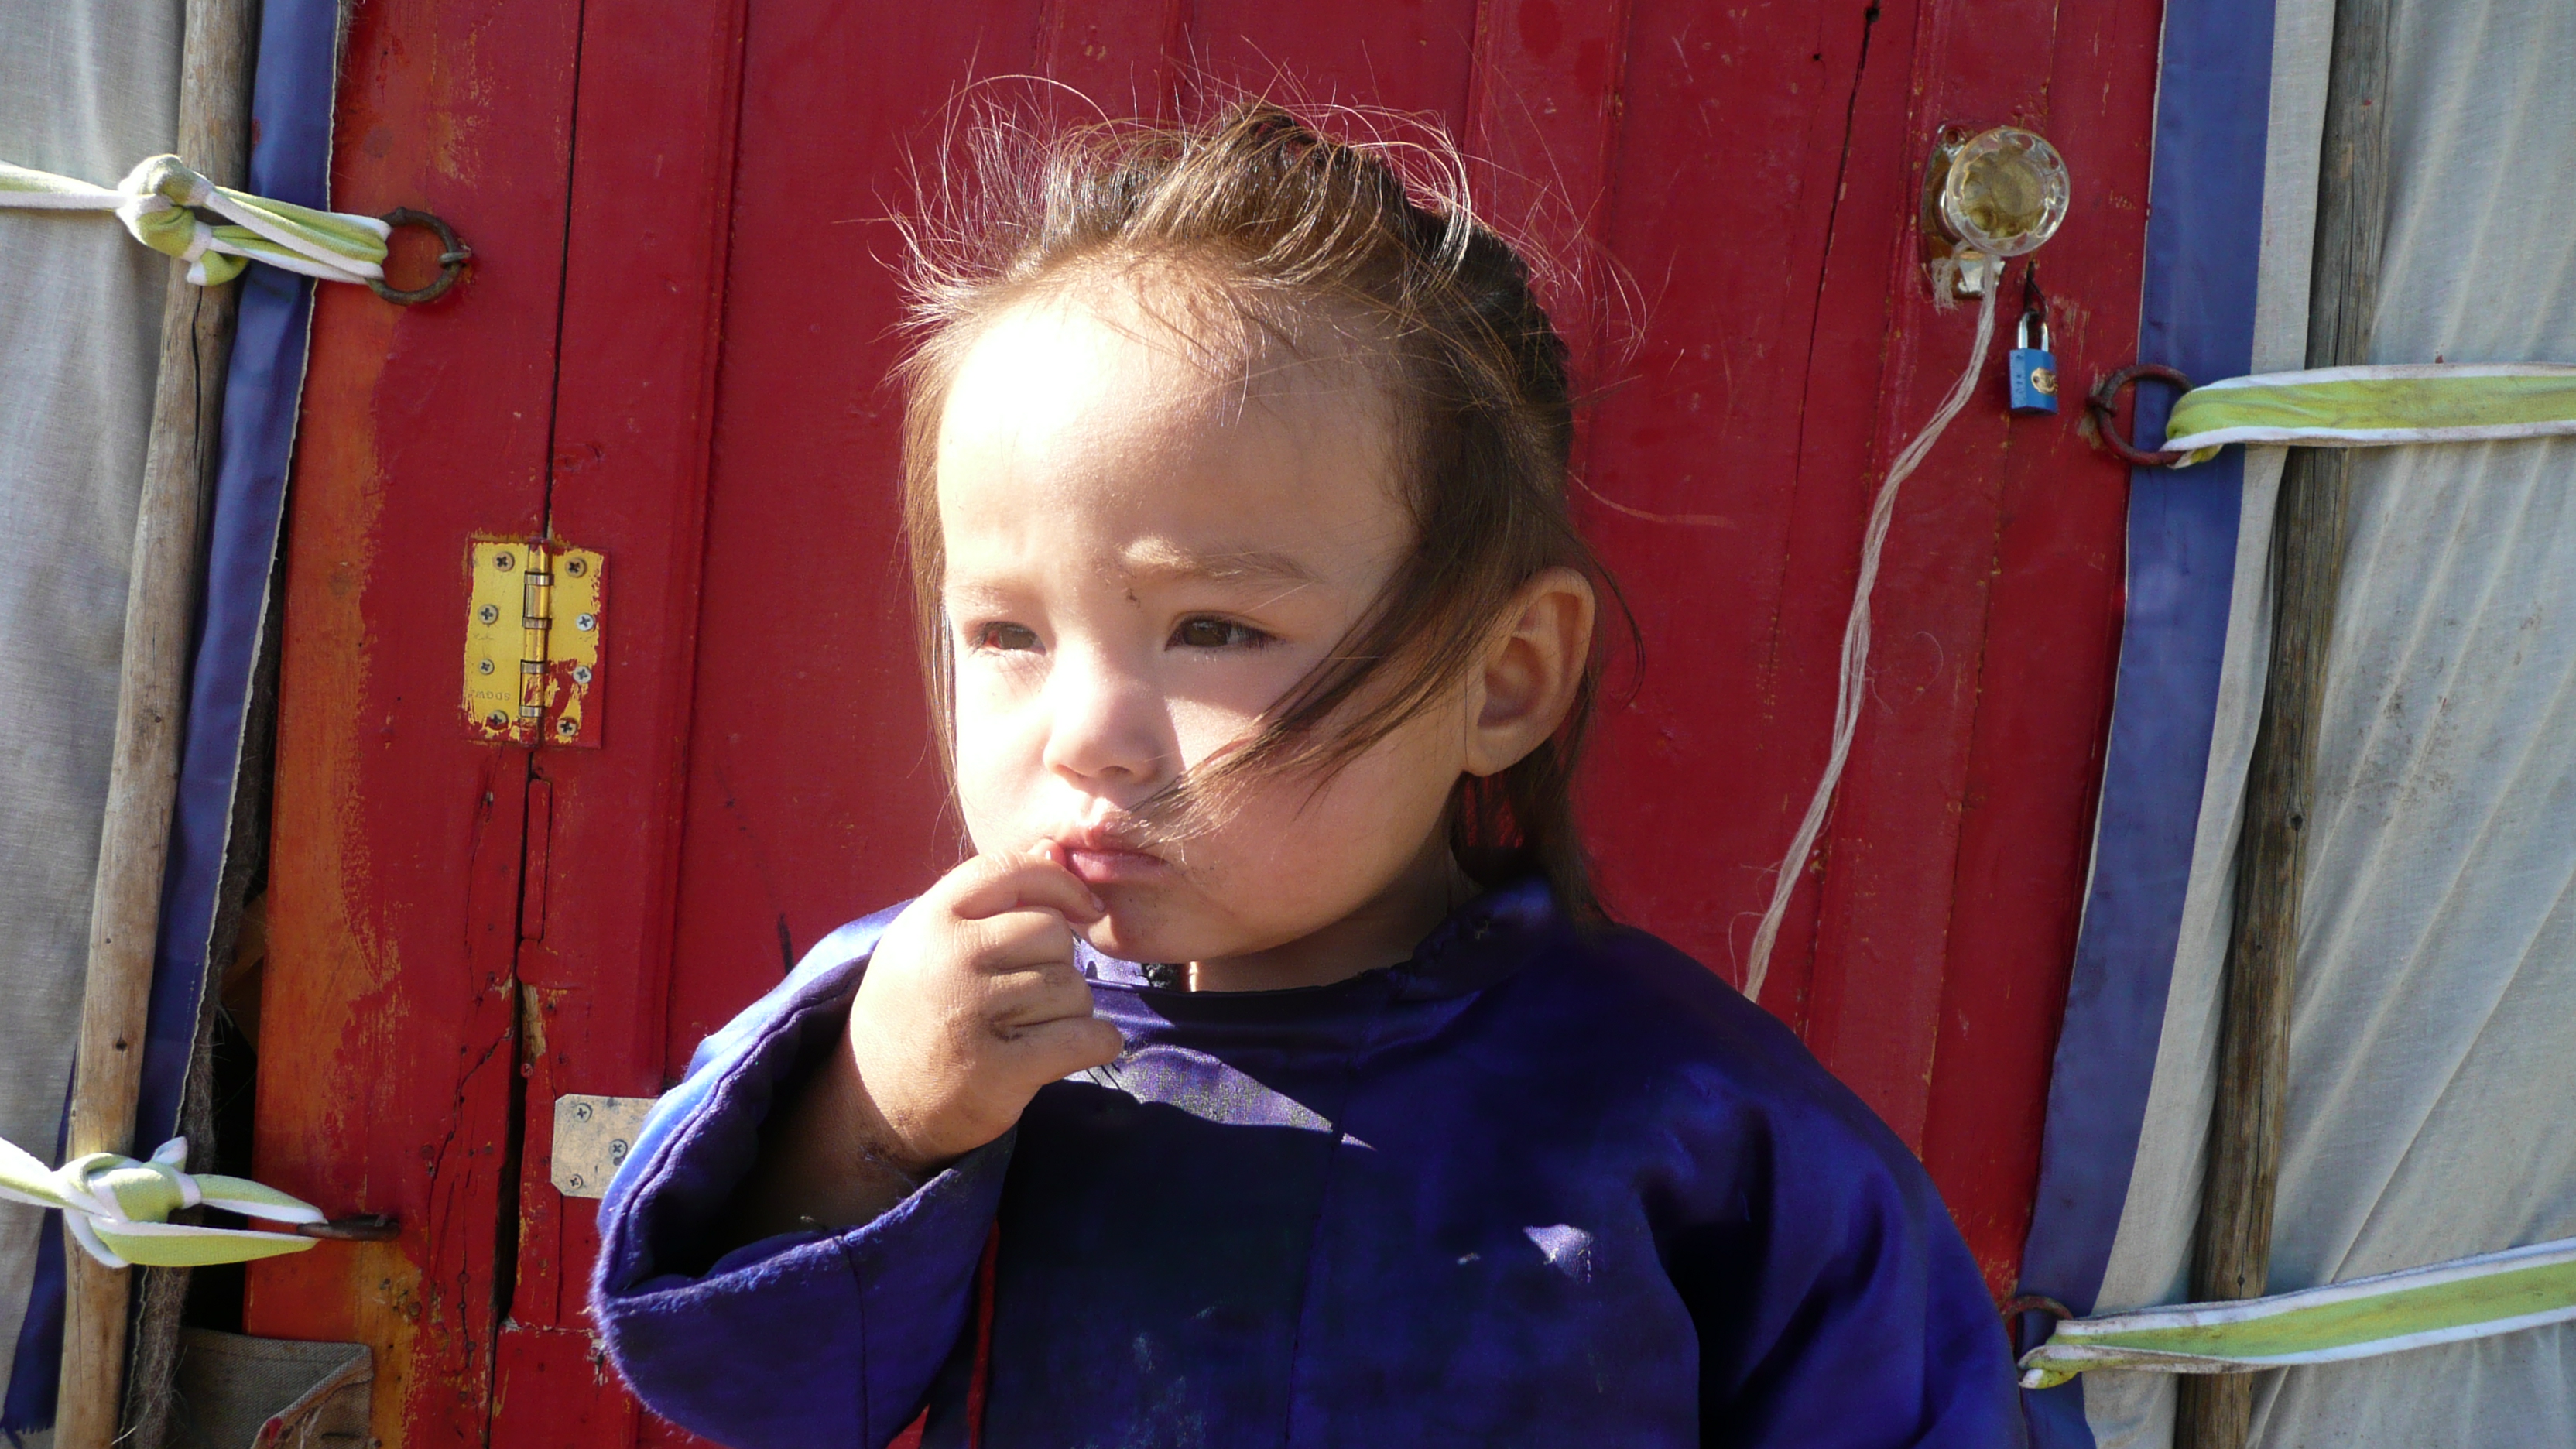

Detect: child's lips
1054,828,1166,888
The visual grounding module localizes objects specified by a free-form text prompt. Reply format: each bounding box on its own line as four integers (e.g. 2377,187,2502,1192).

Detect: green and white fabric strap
2160,363,2576,465
2018,1235,2576,1389
0,1133,323,1269
0,154,389,286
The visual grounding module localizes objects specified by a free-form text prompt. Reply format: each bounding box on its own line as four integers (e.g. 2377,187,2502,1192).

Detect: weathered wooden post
55,0,256,1443
2177,0,2392,1444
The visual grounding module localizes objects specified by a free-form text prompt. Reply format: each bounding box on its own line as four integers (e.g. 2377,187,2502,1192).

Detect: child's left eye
971,621,1042,652
1170,616,1270,650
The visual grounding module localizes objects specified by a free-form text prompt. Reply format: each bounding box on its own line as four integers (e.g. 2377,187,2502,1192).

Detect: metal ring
369,207,471,305
2002,1293,2074,1359
2088,363,2197,468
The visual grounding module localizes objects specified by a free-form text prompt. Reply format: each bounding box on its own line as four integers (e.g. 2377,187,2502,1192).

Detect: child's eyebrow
1116,540,1320,588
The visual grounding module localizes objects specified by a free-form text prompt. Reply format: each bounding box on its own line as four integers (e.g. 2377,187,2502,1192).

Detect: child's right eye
970,622,1040,653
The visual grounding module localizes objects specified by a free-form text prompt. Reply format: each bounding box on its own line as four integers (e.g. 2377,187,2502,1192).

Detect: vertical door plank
245,3,582,1446
1757,0,1968,1146
1796,0,2146,1177
489,1320,640,1447
491,0,750,1441
1577,0,1898,1032
1920,0,2163,1294
659,3,1051,1069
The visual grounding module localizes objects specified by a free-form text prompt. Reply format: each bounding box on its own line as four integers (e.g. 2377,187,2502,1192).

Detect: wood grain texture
2180,0,2391,1443
243,3,583,1447
1580,0,2157,1294
492,7,749,1444
57,0,256,1443
1916,0,2163,1293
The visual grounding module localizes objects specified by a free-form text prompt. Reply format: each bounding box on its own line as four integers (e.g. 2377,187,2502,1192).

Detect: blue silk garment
593,880,2024,1447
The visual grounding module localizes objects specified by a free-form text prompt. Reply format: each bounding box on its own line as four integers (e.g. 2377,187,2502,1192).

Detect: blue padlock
2008,313,2059,415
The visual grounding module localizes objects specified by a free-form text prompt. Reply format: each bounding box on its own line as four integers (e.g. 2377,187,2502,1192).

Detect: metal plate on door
551,1093,656,1199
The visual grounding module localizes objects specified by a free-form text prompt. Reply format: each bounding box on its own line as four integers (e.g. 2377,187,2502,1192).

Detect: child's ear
1462,567,1598,778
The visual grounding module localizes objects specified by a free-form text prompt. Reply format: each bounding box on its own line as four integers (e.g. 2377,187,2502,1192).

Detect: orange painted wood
245,3,580,1446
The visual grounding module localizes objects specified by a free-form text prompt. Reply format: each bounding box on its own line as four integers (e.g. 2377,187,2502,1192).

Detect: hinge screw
478,659,495,675
485,711,509,729
495,552,515,571
565,558,587,577
575,613,597,632
571,665,593,684
557,718,577,737
573,1101,594,1122
478,604,500,625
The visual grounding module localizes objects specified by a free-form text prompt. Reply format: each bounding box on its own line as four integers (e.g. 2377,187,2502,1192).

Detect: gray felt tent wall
2,0,362,1440
0,2,187,1423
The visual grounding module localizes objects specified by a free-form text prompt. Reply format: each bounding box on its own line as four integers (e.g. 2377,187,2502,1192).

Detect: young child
593,105,2023,1447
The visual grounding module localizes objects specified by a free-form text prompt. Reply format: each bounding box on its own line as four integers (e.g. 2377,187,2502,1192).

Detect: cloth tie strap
2019,1235,2576,1389
0,154,389,286
2159,363,2576,465
0,1134,323,1270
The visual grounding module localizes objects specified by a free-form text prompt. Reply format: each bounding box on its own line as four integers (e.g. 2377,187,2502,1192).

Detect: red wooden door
248,3,2159,1446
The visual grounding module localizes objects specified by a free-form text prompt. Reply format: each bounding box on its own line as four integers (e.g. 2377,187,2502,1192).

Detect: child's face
933,286,1470,974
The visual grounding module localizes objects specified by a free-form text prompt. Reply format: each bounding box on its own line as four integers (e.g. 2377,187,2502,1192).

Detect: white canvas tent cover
2019,0,2576,1445
0,2,184,1423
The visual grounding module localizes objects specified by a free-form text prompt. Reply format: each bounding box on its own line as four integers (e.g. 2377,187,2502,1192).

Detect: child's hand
844,845,1125,1175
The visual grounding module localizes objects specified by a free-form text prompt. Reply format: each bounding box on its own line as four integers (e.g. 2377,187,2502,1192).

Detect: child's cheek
1164,697,1269,776
948,700,1044,848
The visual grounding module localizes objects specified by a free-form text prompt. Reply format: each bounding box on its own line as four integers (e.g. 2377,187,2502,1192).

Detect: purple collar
1075,875,1564,1004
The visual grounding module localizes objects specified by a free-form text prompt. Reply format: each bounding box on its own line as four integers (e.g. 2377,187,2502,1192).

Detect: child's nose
1039,643,1170,791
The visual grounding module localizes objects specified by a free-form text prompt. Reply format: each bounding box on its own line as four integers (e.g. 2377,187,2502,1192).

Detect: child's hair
896,101,1619,920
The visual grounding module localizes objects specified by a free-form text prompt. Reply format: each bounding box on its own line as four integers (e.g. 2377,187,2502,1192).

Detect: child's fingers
943,845,1106,924
982,959,1102,1038
996,1014,1125,1081
961,907,1080,975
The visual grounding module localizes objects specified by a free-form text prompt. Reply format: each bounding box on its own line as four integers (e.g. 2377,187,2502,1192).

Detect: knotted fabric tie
0,153,391,286
0,1134,323,1269
2019,1235,2576,1389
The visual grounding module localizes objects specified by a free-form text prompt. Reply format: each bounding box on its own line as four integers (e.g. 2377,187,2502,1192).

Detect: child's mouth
1054,827,1168,888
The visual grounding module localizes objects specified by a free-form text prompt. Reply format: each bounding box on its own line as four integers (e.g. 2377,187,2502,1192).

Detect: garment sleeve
591,905,1009,1449
1667,1069,2026,1447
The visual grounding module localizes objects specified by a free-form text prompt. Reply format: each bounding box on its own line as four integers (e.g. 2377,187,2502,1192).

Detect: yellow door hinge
463,538,604,747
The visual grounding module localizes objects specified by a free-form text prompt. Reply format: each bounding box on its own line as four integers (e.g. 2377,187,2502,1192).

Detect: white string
1742,278,2002,1001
